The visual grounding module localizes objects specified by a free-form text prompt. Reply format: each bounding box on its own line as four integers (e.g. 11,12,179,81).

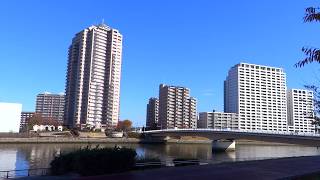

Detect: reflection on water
0,143,320,173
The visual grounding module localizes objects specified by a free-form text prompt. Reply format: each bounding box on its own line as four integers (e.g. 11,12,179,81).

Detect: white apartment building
287,89,315,133
198,111,239,130
64,23,122,128
224,63,287,132
158,84,197,129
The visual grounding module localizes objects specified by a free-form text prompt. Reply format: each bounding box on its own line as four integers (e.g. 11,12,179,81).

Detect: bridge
143,129,320,151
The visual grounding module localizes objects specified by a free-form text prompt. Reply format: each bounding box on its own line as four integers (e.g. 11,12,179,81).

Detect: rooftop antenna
102,18,105,24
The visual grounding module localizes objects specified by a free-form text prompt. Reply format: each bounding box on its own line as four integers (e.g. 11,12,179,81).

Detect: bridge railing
144,128,320,137
0,168,49,179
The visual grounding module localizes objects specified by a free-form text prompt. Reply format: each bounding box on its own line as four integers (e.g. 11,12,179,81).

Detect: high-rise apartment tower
158,84,197,129
287,89,315,133
64,23,123,128
36,92,65,123
146,98,159,130
224,63,287,132
20,112,34,132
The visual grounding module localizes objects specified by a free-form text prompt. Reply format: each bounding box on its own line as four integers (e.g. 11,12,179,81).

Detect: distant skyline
0,0,320,126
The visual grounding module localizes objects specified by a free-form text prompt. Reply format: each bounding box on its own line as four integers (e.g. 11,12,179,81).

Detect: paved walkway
74,156,320,180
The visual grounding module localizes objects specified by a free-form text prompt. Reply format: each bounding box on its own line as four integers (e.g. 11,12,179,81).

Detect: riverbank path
76,156,320,180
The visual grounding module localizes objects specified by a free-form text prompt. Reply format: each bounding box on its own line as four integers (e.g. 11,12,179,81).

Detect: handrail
144,128,320,138
0,167,49,179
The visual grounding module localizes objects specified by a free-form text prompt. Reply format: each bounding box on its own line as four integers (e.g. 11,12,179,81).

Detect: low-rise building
32,124,63,132
31,118,63,132
198,111,239,130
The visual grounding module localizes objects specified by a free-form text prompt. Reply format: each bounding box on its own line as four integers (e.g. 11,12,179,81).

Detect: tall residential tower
36,92,65,123
146,98,159,130
224,63,287,132
158,84,197,129
64,23,123,128
287,89,315,133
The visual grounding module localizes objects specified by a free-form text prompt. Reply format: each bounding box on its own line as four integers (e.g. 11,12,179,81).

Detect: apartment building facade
64,23,122,128
287,89,315,133
146,97,159,130
36,93,64,123
158,84,197,129
198,111,239,130
20,112,34,132
224,63,287,132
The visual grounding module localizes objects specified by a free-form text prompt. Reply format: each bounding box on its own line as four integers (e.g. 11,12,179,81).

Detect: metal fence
145,128,320,137
0,168,49,179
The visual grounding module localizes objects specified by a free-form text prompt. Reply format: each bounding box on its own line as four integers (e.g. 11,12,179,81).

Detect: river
0,143,320,178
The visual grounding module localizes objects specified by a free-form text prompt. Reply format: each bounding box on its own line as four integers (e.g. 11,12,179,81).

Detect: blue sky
0,0,320,126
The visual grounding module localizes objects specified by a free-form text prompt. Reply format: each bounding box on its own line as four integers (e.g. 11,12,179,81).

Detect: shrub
50,146,137,176
172,158,199,167
127,132,143,139
70,129,79,137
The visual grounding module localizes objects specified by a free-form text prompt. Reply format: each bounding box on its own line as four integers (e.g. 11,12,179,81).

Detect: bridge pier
212,140,236,152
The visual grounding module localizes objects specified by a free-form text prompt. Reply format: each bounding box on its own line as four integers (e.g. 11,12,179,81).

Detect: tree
296,7,320,126
296,7,320,67
26,113,60,131
116,120,132,132
26,113,43,130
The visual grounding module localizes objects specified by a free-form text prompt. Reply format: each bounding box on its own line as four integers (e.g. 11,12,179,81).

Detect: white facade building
287,89,315,133
64,23,123,128
224,63,287,132
0,103,22,132
32,125,63,132
198,111,239,130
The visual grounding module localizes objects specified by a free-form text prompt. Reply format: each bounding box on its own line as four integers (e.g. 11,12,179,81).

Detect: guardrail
144,128,320,138
0,168,49,179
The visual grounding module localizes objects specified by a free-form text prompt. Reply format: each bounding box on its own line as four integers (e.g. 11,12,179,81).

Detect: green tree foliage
50,146,137,176
296,7,320,67
297,7,320,125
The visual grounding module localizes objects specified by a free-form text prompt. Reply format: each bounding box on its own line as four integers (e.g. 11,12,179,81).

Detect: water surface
0,143,320,178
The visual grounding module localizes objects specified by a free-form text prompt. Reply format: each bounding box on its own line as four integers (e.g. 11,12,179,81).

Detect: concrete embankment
0,137,209,144
0,137,141,144
0,137,312,146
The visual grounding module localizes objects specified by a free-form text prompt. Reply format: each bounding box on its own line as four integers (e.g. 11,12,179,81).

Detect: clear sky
0,0,320,126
